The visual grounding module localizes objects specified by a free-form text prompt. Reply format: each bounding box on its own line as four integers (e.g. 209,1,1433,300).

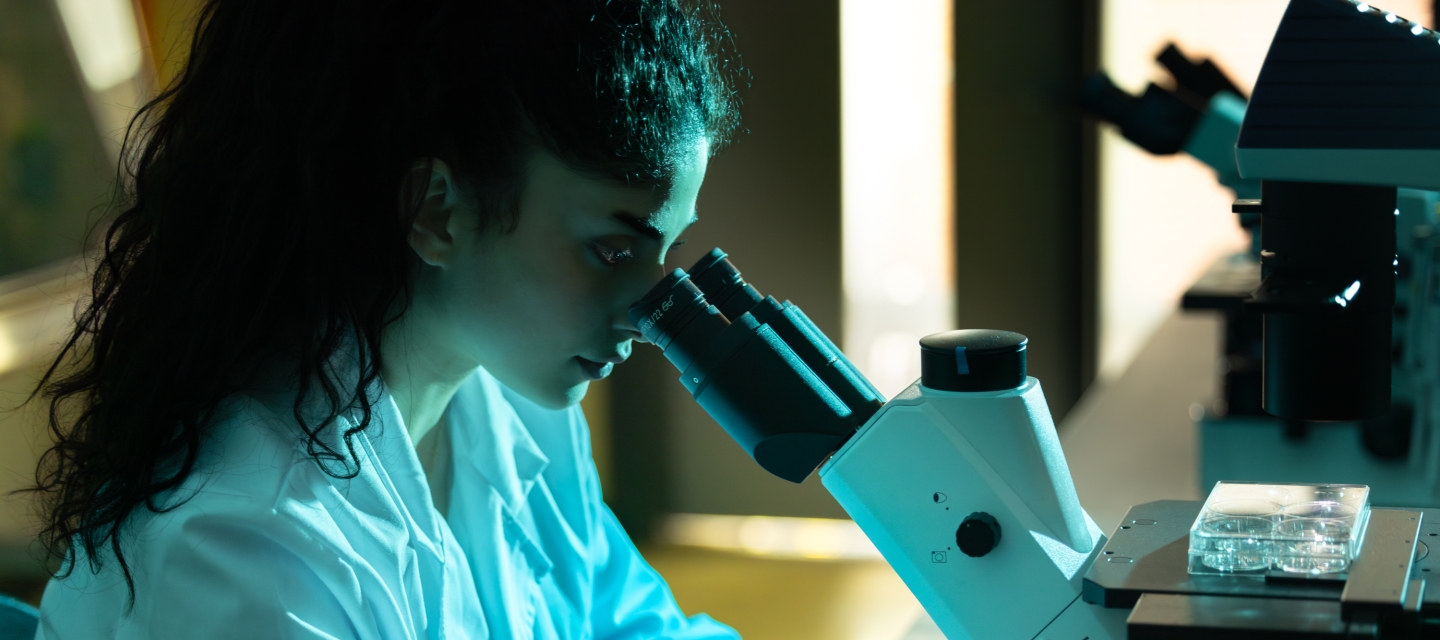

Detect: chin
515,378,589,410
488,365,590,410
559,381,590,408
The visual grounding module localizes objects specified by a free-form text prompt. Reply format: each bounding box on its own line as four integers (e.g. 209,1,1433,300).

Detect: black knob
956,512,1002,557
920,330,1027,392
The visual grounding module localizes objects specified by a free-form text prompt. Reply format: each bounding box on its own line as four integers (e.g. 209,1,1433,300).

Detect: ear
404,158,462,268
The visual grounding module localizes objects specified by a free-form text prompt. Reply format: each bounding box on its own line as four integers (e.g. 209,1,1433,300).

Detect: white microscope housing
820,331,1125,640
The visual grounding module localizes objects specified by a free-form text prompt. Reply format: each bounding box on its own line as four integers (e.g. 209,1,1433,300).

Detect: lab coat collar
242,350,549,516
242,354,452,558
366,389,451,551
447,368,551,514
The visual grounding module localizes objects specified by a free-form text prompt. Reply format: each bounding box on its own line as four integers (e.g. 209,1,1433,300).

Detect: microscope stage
1084,500,1438,636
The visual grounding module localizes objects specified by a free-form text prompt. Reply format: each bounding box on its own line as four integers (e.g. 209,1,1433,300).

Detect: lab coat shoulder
37,393,431,640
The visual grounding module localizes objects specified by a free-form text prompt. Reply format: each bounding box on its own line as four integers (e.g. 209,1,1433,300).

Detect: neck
381,296,477,445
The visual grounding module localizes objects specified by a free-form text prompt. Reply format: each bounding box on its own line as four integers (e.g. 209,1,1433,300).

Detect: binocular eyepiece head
626,249,883,483
628,248,1052,481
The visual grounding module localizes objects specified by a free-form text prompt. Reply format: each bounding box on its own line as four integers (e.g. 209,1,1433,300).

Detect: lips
575,357,615,380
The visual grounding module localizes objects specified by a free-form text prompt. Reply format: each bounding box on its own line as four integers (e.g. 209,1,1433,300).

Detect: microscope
1081,42,1261,208
632,251,1119,638
630,0,1440,636
1084,22,1440,507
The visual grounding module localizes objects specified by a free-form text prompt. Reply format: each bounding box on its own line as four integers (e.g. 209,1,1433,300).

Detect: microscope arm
820,378,1124,639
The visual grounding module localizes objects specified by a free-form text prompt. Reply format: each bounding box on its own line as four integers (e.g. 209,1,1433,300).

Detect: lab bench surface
1059,311,1217,534
644,545,926,640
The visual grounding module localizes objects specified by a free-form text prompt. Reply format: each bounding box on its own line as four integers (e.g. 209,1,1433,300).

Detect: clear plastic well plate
1187,482,1369,576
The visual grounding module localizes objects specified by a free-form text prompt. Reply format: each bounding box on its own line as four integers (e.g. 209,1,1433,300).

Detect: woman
30,0,741,637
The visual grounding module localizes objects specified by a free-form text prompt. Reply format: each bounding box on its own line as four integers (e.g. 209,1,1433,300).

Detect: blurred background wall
608,0,854,533
950,0,1098,423
0,0,114,279
0,0,159,591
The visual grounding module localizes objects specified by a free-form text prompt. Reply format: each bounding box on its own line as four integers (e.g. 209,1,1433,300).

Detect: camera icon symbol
930,551,947,564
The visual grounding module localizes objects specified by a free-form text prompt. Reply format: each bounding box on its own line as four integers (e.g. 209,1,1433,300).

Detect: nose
615,264,671,344
614,296,647,344
615,314,647,343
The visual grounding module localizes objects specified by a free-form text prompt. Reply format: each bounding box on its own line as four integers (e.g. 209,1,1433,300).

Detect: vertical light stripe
841,0,956,398
54,0,144,92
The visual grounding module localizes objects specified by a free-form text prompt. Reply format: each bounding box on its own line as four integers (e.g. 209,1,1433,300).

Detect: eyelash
592,237,687,267
593,244,635,267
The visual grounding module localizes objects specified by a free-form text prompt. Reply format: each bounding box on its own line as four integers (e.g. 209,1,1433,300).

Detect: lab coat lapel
448,369,551,514
444,369,558,639
365,388,448,554
248,350,478,639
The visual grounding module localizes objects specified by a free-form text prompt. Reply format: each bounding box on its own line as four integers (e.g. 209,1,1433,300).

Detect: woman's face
407,140,707,409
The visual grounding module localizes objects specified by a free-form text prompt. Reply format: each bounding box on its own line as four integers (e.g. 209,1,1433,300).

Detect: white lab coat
35,366,737,639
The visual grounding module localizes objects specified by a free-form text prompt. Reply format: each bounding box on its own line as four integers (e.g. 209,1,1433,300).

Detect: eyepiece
687,249,763,321
629,269,729,372
687,249,886,412
631,269,693,346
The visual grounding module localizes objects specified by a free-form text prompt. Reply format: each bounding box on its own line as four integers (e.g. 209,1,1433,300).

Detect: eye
591,241,636,267
670,237,688,250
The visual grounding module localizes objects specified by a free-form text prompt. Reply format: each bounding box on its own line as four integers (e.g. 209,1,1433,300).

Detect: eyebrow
611,212,696,242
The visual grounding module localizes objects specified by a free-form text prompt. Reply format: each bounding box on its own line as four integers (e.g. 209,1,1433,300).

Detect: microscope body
629,256,1123,638
821,378,1124,639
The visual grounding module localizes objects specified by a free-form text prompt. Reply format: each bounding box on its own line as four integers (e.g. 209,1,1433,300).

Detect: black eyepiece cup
631,269,728,373
686,251,885,415
686,249,764,321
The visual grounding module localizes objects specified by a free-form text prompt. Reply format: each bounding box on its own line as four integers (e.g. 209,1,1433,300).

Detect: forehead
523,141,707,235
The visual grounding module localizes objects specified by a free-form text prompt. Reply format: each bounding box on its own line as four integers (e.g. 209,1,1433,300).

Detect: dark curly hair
30,0,742,601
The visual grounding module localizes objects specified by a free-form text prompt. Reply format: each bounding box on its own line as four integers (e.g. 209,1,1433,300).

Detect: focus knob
956,512,1002,557
920,330,1027,392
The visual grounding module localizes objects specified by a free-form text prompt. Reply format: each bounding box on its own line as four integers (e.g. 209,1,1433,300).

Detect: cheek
457,241,608,350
